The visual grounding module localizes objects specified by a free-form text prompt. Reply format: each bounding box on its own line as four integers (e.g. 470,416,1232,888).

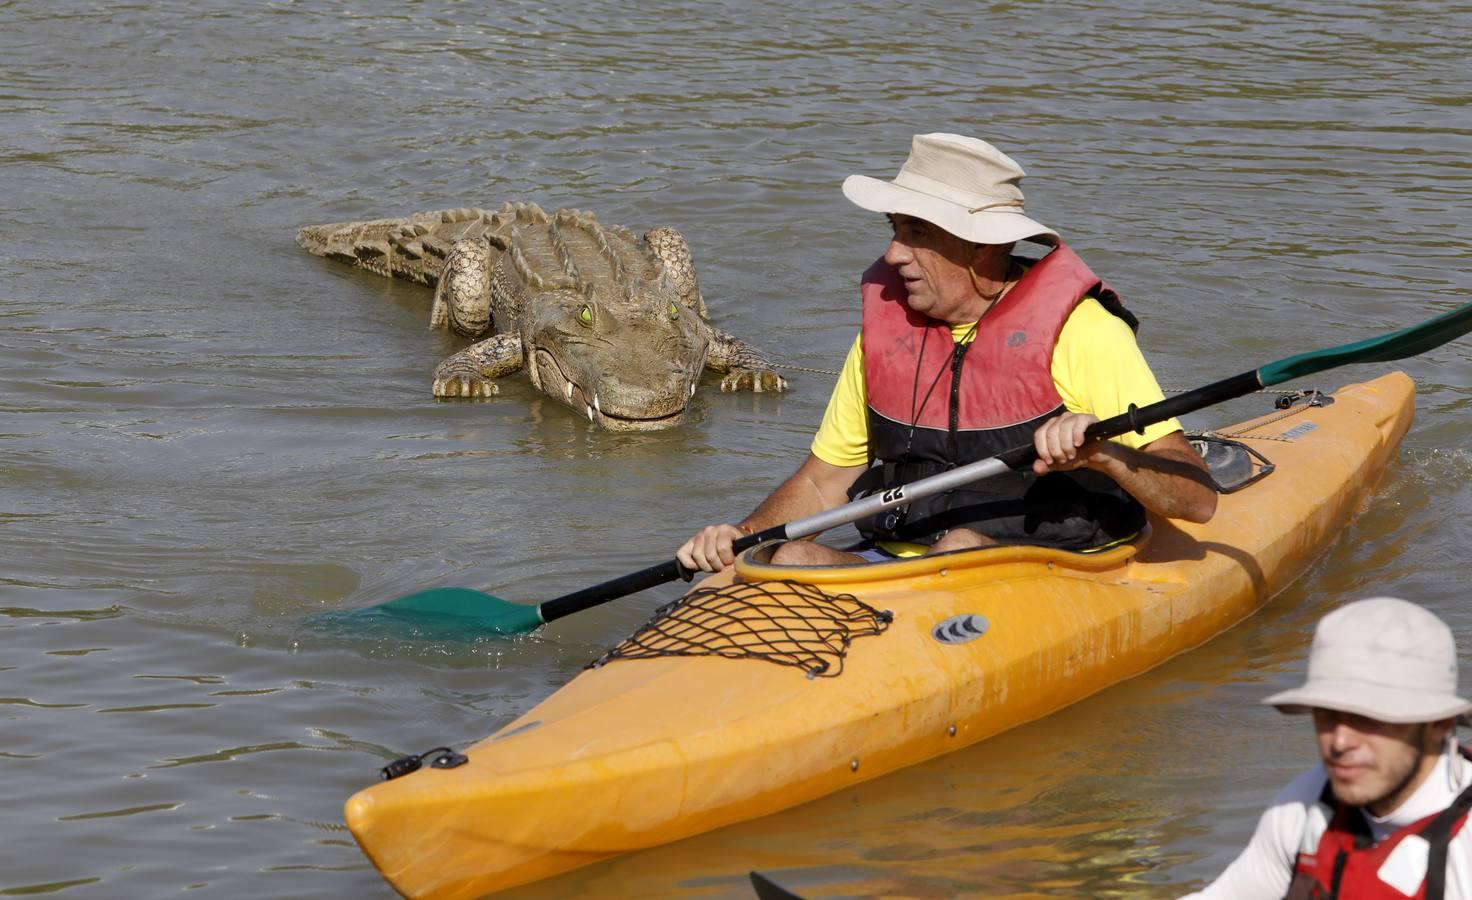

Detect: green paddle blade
1259,301,1472,386
380,587,518,618
305,587,544,639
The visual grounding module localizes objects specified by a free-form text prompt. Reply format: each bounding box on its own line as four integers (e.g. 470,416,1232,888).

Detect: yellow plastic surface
347,372,1416,899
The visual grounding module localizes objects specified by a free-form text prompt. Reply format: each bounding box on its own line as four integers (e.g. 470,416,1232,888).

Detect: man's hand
677,524,746,574
1032,411,1111,475
1030,412,1218,523
674,454,868,576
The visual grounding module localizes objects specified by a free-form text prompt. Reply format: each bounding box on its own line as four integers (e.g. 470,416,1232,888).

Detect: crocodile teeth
586,406,595,423
564,382,573,401
593,394,601,414
689,383,697,398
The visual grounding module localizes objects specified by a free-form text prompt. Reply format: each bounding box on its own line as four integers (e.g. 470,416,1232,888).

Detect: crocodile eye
579,306,593,326
668,302,680,320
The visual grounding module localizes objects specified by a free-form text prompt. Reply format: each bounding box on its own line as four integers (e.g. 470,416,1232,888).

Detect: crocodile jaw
532,348,690,432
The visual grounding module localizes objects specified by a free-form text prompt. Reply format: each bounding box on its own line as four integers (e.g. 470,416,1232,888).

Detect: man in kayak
678,132,1216,572
1185,597,1472,899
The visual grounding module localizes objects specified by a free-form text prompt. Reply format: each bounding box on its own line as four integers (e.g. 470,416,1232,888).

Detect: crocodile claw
720,368,788,394
433,372,499,399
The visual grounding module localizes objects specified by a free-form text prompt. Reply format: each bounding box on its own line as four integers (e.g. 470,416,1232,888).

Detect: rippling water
4,1,1471,896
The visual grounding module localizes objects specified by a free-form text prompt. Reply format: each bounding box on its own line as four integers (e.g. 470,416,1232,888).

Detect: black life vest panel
1283,749,1472,900
848,243,1144,549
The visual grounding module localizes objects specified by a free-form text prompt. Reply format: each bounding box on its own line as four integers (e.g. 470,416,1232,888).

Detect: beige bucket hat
842,133,1059,247
1264,597,1472,724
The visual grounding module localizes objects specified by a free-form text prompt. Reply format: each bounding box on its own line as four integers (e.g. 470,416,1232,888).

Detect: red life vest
848,243,1143,548
862,242,1133,433
1285,751,1472,900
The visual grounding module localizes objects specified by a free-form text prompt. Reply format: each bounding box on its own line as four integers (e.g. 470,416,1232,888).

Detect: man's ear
968,241,1004,269
1429,717,1457,750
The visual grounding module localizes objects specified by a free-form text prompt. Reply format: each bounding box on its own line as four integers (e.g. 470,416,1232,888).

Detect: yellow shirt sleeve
810,334,870,467
1052,298,1182,450
811,298,1180,463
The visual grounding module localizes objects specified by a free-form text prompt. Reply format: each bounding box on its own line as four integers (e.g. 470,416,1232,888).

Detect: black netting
591,580,893,678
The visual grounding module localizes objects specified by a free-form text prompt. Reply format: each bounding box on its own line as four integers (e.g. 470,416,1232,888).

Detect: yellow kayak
347,372,1414,898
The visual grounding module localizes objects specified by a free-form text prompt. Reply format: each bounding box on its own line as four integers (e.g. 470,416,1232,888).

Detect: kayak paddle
332,300,1472,636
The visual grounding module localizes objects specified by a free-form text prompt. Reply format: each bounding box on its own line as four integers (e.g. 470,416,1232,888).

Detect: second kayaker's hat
842,133,1060,247
1264,597,1472,724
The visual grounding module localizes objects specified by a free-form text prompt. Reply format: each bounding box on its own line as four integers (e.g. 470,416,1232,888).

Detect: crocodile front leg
703,325,789,393
432,333,523,398
429,237,494,336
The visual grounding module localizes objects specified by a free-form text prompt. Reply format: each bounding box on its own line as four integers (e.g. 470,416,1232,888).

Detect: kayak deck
347,373,1415,899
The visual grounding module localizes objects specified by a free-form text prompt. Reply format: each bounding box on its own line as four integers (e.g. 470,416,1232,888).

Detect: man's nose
1329,721,1362,753
883,239,911,267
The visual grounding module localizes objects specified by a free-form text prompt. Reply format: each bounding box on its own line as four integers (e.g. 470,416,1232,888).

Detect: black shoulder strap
1089,281,1140,334
1419,777,1472,900
1318,780,1375,849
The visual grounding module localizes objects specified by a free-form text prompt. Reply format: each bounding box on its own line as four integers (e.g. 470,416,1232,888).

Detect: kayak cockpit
734,527,1147,587
733,430,1280,588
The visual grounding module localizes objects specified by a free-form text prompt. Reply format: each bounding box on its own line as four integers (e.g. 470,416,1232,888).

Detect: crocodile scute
297,202,787,431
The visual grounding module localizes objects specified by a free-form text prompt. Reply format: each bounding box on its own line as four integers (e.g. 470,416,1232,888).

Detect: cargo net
592,580,893,679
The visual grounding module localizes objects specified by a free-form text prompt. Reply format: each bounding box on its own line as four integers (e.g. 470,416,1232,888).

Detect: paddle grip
991,370,1265,471
1085,371,1263,443
733,525,787,554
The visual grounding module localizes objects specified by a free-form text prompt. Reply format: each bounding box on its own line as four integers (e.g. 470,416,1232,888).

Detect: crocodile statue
296,202,787,431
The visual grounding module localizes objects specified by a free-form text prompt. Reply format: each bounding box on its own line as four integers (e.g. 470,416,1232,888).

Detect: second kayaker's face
883,214,990,325
1312,709,1446,816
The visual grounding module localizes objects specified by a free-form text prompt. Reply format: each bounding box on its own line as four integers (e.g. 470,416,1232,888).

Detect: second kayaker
678,132,1217,572
1183,597,1472,899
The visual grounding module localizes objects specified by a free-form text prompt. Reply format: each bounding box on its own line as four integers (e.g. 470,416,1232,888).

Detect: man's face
883,214,986,324
1313,709,1446,815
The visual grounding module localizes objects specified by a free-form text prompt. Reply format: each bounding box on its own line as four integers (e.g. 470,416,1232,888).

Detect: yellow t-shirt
811,297,1181,467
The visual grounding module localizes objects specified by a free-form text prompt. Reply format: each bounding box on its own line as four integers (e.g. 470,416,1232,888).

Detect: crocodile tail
297,208,497,287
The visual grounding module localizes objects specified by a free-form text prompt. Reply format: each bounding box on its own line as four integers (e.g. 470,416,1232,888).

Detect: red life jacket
1284,751,1472,900
848,243,1143,548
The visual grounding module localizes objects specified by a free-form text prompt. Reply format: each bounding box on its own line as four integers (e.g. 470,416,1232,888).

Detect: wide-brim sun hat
1264,596,1472,724
842,133,1060,247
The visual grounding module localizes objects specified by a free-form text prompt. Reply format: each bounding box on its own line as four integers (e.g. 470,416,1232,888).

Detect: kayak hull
347,373,1415,898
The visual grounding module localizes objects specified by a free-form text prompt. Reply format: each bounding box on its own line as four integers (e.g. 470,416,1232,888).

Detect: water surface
3,1,1471,896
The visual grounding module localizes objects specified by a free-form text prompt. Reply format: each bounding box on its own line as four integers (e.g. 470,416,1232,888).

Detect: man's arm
676,453,866,573
1033,413,1218,523
1180,770,1320,899
1179,805,1300,899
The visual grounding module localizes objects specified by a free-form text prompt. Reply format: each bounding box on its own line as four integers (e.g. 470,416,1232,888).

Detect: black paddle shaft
534,528,781,625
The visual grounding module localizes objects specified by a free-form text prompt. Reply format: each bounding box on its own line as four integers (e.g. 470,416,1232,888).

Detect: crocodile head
521,285,709,431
